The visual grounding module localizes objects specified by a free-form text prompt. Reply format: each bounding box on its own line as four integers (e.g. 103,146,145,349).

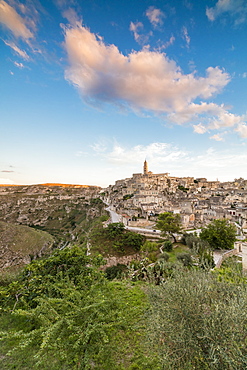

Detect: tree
200,219,237,250
122,231,145,251
106,222,125,237
156,212,182,242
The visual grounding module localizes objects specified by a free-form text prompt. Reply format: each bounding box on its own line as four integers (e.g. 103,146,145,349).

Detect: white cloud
157,35,175,50
243,72,247,78
210,134,224,141
182,26,190,47
129,21,150,45
63,23,246,137
91,141,247,181
4,40,30,59
92,141,188,166
146,7,165,28
193,123,207,134
91,141,108,154
206,0,247,24
0,0,33,39
14,61,24,68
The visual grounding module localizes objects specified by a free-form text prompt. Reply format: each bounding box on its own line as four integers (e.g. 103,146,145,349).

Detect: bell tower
143,159,148,175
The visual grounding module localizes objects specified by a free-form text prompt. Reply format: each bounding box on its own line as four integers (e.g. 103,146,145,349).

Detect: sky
1,0,247,187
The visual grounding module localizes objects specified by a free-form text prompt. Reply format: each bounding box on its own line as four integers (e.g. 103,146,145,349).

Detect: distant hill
0,221,54,270
0,183,100,188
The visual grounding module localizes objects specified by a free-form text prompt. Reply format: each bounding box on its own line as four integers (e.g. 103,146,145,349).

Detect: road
186,229,201,235
105,205,160,234
126,225,161,234
105,206,122,223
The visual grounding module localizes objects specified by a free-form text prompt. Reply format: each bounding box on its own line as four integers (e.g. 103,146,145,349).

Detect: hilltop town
103,160,247,233
2,163,247,235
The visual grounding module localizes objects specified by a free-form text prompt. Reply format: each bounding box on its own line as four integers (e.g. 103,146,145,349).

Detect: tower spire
143,159,148,175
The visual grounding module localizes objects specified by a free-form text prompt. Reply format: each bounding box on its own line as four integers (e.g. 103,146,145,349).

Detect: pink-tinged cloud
0,0,33,39
235,124,247,138
210,134,224,141
4,40,29,60
129,21,148,45
193,123,207,134
63,23,246,135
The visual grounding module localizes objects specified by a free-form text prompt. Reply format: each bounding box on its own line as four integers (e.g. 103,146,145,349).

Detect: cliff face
0,221,54,269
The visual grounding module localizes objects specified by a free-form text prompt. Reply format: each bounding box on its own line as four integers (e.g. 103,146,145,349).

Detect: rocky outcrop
103,253,142,269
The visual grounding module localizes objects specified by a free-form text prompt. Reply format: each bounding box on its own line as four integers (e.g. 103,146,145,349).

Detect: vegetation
123,194,134,200
0,221,54,271
0,246,159,369
177,185,189,192
1,239,247,369
162,240,173,252
200,219,237,250
147,269,247,369
184,233,215,269
90,222,146,255
105,263,127,280
0,196,246,370
156,212,182,242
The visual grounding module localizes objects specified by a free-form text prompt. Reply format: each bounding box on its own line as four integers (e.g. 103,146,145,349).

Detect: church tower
143,160,148,175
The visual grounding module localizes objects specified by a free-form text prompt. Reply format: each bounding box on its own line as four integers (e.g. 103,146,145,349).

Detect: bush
163,240,173,252
158,252,169,262
147,269,247,369
141,241,158,253
105,263,127,280
0,246,105,310
177,252,192,267
184,233,200,248
122,232,145,251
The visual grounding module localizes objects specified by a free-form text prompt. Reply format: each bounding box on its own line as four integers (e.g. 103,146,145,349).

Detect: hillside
0,221,54,269
0,184,104,243
0,184,107,270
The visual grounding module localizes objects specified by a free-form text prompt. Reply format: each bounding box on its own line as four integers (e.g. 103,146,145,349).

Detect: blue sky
1,0,247,187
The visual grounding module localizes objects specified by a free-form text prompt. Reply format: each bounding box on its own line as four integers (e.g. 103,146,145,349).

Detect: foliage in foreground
147,269,247,370
1,244,247,370
0,246,158,369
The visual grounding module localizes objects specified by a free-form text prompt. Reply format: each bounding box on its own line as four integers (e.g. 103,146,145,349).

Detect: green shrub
163,240,173,252
147,269,247,369
105,263,127,280
141,241,158,253
158,252,169,262
177,252,192,266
